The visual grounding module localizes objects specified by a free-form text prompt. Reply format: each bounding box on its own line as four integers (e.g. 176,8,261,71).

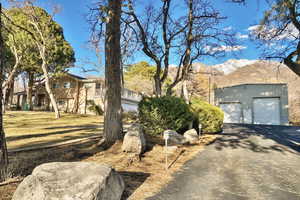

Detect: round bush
138,96,194,135
191,98,224,133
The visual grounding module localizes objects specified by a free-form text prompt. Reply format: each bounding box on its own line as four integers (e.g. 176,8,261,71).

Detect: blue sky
4,0,270,77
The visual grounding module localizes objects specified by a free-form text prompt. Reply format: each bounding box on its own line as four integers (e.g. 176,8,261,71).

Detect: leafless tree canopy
250,0,300,76
120,0,238,96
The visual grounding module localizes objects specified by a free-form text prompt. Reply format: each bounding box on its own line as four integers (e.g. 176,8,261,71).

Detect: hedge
191,97,224,133
138,96,194,135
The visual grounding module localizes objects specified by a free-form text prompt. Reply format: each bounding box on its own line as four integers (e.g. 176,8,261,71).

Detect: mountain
212,59,258,74
212,60,300,123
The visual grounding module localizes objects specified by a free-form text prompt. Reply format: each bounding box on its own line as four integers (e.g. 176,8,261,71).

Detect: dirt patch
0,134,217,200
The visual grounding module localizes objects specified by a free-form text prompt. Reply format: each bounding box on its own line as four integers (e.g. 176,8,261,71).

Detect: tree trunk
2,87,7,113
37,43,60,118
71,80,80,113
8,80,14,105
101,0,123,147
166,79,179,96
154,75,162,97
42,62,60,119
181,79,190,104
2,80,14,113
2,45,21,110
0,2,9,182
0,84,8,182
26,71,34,110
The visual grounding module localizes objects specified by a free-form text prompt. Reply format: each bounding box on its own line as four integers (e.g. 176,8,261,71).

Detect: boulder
184,129,199,144
12,162,124,200
122,123,146,154
164,130,188,145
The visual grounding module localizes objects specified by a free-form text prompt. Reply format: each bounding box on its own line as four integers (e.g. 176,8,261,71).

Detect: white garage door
253,98,280,125
220,103,242,123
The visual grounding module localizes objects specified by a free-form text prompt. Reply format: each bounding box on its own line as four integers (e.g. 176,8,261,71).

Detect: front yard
1,111,216,200
4,111,103,150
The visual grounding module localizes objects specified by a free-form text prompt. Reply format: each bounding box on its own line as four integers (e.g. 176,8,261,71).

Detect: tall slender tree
4,3,75,118
0,2,9,182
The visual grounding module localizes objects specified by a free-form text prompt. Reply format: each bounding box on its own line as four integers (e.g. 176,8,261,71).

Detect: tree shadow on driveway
214,123,300,154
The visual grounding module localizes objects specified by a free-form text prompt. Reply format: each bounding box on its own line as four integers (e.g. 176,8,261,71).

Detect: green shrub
122,111,138,122
191,97,224,133
87,100,103,115
138,96,194,135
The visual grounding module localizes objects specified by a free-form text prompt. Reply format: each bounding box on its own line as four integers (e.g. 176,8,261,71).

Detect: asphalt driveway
147,124,300,200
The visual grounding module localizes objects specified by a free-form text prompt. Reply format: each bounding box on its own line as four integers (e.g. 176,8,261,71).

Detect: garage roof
216,83,287,89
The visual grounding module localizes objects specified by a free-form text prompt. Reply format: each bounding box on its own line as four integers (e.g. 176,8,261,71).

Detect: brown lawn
0,111,217,200
4,111,103,150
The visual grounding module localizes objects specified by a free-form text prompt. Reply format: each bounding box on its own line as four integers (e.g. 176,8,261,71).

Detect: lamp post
163,131,170,170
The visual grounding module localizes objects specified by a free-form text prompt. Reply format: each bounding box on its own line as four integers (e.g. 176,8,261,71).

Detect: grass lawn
4,111,103,150
1,111,217,200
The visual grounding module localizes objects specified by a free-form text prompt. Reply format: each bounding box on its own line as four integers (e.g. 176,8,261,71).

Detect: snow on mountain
212,59,259,75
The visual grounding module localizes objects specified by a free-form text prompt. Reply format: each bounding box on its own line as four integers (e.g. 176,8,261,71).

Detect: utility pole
208,74,211,104
197,67,222,104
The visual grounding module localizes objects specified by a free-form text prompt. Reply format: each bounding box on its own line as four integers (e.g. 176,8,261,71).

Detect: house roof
82,76,105,83
216,83,287,90
65,73,86,80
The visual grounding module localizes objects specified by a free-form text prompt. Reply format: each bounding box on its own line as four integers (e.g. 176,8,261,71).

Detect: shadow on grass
6,125,102,142
44,124,102,130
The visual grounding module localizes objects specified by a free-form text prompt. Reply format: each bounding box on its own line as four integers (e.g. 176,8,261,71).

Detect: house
12,73,141,114
214,83,289,125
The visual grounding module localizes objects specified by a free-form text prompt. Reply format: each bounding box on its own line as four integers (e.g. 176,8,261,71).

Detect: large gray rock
12,162,124,200
164,130,188,145
122,123,146,154
184,129,199,144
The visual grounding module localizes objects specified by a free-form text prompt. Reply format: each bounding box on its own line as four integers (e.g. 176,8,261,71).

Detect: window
58,100,65,105
128,90,133,97
63,82,71,88
52,83,59,89
96,83,101,89
95,83,102,97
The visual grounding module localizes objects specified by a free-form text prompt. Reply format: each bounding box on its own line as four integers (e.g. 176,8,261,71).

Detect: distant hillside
213,60,300,123
212,59,258,75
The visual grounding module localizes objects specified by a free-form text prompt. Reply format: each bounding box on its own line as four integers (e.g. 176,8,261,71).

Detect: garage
253,98,280,125
220,103,242,123
214,83,289,125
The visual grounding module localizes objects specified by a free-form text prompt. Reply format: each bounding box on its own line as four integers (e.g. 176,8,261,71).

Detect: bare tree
249,0,300,77
123,0,237,98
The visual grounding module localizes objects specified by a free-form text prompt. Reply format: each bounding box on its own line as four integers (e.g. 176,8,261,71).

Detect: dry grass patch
4,111,103,149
